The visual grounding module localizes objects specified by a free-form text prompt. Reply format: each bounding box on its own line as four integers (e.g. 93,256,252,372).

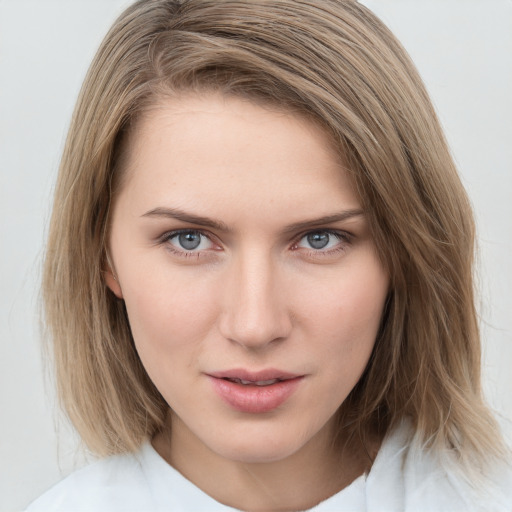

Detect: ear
104,252,123,299
105,269,123,299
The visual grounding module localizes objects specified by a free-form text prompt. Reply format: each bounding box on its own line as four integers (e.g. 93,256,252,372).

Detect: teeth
228,378,280,386
250,379,279,386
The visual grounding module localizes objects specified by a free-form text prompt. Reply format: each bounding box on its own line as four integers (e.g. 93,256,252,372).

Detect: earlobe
105,270,123,299
104,252,123,298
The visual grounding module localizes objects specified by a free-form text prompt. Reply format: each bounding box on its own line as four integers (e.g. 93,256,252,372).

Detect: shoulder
366,419,512,512
26,442,239,512
25,446,153,512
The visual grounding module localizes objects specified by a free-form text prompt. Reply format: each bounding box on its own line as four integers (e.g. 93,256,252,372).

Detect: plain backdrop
1,1,511,510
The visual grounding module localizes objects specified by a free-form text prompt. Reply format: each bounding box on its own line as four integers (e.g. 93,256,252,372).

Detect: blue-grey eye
297,231,341,251
169,231,212,251
307,232,330,249
179,232,201,250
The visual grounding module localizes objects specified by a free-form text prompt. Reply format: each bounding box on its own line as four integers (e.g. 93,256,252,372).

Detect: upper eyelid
293,228,352,242
293,230,352,258
161,230,216,257
160,228,214,242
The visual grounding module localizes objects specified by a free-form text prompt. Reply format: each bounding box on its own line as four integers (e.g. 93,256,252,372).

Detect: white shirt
26,421,512,511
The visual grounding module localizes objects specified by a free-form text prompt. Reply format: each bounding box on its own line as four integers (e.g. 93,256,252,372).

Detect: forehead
115,93,361,226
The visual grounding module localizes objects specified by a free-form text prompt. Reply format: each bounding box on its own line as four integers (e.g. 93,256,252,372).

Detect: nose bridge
219,246,290,348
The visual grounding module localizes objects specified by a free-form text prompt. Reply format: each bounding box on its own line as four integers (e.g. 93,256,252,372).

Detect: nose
218,251,292,350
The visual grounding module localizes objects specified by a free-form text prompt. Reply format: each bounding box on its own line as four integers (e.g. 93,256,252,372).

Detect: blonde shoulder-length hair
43,0,503,474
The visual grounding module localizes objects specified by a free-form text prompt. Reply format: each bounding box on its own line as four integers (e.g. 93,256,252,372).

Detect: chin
216,441,298,465
204,424,314,465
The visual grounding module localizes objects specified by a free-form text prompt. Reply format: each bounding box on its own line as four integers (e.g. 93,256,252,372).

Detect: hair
43,0,504,478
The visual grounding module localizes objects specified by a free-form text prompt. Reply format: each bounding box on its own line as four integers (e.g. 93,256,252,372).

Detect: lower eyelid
291,232,353,260
160,230,223,259
305,243,348,255
296,231,350,247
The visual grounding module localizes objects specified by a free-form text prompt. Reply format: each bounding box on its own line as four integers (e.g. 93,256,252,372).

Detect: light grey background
1,1,511,510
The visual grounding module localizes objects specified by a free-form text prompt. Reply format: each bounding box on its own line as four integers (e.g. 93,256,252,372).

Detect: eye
167,230,214,252
297,231,343,251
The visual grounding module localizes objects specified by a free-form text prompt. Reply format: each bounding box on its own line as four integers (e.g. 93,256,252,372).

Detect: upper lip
207,368,301,382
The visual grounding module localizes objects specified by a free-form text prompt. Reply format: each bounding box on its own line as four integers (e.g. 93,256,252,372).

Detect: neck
152,412,376,512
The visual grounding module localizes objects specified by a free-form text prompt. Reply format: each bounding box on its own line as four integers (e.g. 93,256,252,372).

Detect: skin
106,93,389,511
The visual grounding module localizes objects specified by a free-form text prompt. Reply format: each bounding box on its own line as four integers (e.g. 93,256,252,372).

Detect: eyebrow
141,207,365,234
281,209,365,235
142,207,231,232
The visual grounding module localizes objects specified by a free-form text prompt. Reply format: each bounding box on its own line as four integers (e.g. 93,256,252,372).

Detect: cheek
299,253,388,372
121,267,220,358
305,257,387,330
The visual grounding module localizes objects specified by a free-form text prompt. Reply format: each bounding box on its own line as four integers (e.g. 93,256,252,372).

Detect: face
107,93,389,466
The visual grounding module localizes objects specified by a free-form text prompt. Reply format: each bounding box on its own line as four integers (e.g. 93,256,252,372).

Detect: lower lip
208,376,303,413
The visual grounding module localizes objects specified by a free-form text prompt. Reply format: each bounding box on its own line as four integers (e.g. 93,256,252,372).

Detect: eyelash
159,229,218,259
291,230,352,258
158,229,353,259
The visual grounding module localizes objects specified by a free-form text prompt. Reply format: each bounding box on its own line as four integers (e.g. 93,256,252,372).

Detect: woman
29,0,511,510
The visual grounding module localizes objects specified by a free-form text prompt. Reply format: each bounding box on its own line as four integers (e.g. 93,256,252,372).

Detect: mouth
208,368,300,381
207,369,304,413
222,377,283,387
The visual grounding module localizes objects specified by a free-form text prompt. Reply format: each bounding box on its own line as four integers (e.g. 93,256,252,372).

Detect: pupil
179,232,201,250
307,232,329,249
